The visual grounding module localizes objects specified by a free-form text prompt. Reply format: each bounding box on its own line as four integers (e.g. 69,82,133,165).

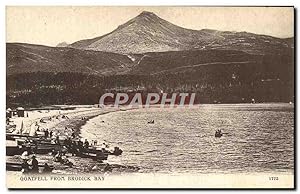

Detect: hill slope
6,43,136,76
6,42,294,106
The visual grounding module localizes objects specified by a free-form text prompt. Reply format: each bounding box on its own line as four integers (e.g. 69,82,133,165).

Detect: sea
80,103,294,174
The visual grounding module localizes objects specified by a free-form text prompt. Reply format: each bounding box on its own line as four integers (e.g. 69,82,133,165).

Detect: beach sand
8,105,132,142
7,106,140,177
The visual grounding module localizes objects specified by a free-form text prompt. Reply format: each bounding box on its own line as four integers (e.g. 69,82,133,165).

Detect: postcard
6,6,295,189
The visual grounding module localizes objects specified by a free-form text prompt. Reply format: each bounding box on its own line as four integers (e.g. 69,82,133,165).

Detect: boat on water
77,150,109,161
215,130,223,138
148,120,154,124
73,145,122,159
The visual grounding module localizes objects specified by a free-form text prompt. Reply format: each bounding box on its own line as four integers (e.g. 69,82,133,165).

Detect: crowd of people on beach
19,136,111,174
8,111,120,174
18,123,113,174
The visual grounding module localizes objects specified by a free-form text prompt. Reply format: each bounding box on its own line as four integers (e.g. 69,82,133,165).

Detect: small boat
215,130,223,138
69,140,123,157
78,146,123,160
6,133,45,141
6,137,61,156
148,120,154,124
6,134,123,161
79,151,109,161
112,146,123,156
6,162,54,172
6,146,22,156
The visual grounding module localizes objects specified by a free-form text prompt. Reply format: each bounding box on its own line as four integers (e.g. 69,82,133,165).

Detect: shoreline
6,107,141,175
51,108,124,139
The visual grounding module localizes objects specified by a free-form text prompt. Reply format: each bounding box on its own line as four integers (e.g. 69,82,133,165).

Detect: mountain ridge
69,11,293,54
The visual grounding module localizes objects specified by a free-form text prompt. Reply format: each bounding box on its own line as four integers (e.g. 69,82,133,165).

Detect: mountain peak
114,11,162,31
133,11,161,23
138,11,157,17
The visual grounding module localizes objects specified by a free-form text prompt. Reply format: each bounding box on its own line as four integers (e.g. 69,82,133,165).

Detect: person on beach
71,141,77,156
77,139,84,152
61,155,73,166
42,163,52,173
21,150,29,160
103,163,112,172
55,136,60,145
21,159,29,174
54,151,62,162
31,155,39,173
84,139,89,149
101,142,109,152
65,137,72,149
101,142,106,150
44,129,49,138
49,130,53,138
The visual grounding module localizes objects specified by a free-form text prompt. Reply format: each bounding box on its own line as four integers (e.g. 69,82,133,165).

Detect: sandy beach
8,106,113,137
6,106,140,176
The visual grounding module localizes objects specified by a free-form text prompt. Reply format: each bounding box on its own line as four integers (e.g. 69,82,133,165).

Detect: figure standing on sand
55,136,60,145
31,155,39,173
84,139,89,149
44,129,49,138
49,130,53,138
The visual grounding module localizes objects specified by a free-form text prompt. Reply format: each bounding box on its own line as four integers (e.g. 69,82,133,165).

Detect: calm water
81,103,294,174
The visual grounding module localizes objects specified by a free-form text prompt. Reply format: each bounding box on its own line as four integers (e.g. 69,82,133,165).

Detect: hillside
6,43,136,76
6,43,294,107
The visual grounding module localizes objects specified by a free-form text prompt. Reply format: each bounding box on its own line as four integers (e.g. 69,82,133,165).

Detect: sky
6,6,294,46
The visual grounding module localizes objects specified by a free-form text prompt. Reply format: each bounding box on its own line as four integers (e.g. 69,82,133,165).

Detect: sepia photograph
5,6,295,189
